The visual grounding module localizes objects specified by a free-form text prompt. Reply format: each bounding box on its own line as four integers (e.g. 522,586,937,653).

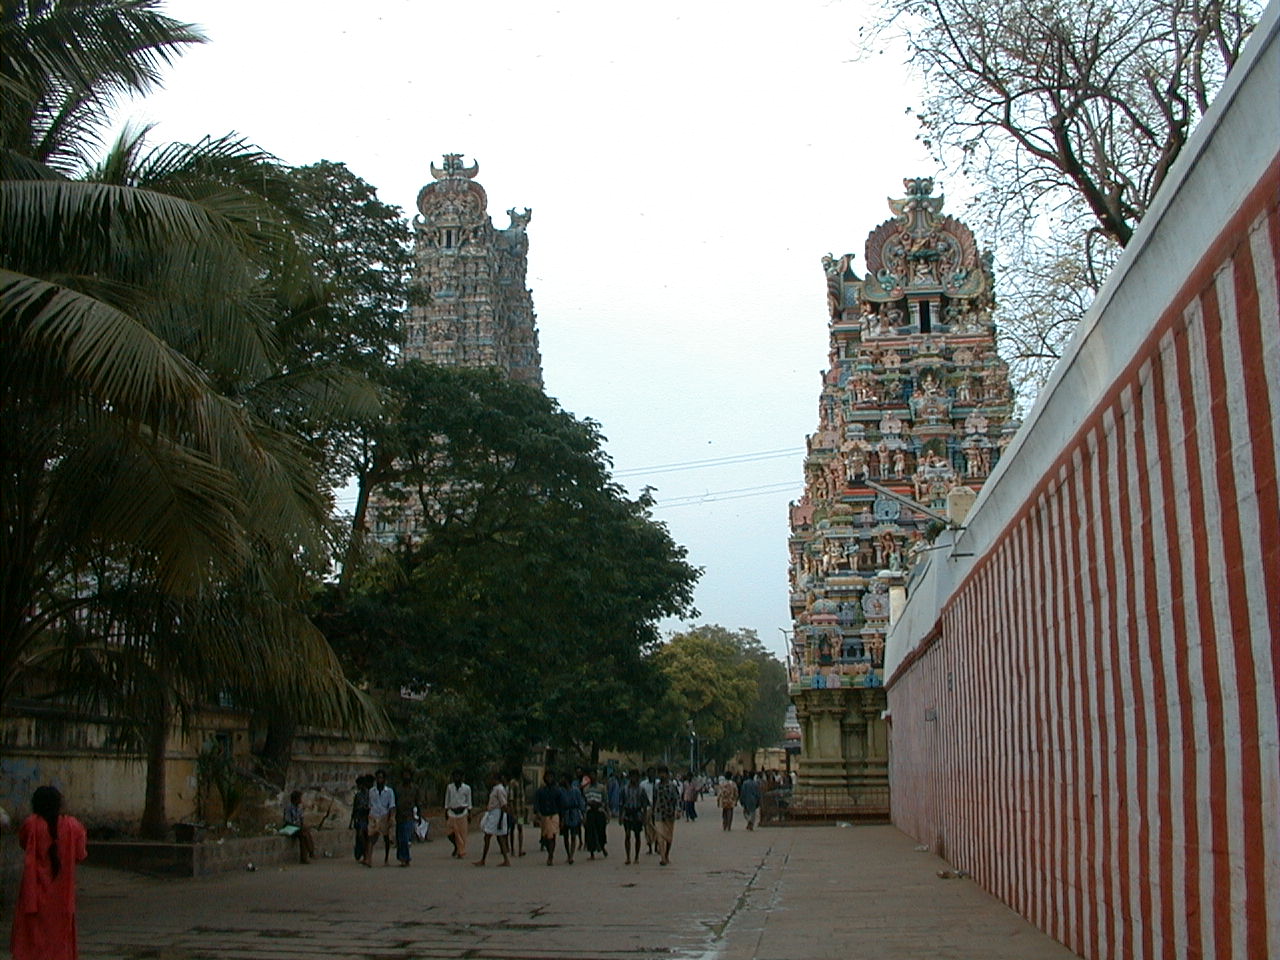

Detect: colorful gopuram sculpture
373,155,544,543
787,177,1018,797
403,154,542,388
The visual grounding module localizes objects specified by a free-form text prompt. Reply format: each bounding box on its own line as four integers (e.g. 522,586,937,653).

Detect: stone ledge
88,828,355,877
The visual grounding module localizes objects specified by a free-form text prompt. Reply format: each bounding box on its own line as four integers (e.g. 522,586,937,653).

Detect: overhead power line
651,480,800,509
613,447,804,478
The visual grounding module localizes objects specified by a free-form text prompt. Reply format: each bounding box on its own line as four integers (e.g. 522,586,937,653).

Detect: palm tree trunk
140,702,169,839
257,714,296,788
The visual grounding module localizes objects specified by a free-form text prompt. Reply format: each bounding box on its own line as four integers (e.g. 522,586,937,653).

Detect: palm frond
1,269,211,424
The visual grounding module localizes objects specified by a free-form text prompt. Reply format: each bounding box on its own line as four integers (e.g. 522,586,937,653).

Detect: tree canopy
653,625,788,768
318,362,702,771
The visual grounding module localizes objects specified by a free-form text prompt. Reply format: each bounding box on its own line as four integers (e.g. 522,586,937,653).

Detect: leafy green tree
280,160,412,526
654,625,789,768
653,626,758,766
318,362,701,771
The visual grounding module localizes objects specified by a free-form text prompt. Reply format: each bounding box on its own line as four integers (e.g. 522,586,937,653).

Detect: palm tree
1,0,385,834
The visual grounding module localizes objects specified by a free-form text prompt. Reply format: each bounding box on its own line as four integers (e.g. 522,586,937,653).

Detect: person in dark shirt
740,773,762,830
559,774,585,865
349,774,372,861
533,771,564,865
619,769,649,865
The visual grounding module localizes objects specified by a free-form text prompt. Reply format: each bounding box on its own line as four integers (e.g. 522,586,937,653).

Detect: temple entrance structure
786,178,1018,806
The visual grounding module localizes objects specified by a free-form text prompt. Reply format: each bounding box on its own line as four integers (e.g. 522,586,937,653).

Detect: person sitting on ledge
282,790,315,864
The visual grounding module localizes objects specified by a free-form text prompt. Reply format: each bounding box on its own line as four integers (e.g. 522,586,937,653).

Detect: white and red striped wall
883,8,1280,959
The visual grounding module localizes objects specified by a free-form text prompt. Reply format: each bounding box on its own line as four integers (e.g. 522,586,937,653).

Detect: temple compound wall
884,8,1279,960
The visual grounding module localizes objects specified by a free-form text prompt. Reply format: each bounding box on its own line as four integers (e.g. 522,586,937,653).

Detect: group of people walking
346,769,429,867
713,771,767,831
346,764,768,873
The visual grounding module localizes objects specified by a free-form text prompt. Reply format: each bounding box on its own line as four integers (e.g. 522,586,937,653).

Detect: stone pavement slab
55,815,1078,960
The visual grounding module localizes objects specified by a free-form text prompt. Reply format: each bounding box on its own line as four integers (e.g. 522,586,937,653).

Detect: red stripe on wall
1065,453,1089,955
1047,472,1072,945
1186,284,1235,958
1155,327,1202,960
1210,239,1270,955
1132,362,1174,960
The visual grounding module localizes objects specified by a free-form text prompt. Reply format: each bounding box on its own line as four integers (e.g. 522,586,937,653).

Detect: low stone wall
88,827,360,877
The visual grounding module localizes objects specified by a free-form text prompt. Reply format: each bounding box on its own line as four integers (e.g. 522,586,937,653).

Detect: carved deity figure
846,447,867,481
913,469,929,502
893,449,907,478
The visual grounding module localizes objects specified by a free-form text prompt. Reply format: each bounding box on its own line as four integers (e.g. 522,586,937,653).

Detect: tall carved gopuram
787,178,1018,800
373,155,544,543
404,154,542,388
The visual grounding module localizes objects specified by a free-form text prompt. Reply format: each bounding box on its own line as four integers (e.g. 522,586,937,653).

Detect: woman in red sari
11,786,88,960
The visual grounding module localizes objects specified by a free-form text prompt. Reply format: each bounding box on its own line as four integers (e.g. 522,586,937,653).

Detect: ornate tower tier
405,154,542,388
787,178,1019,801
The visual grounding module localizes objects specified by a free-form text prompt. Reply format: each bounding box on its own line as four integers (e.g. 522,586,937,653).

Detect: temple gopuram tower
405,154,542,388
373,155,543,543
787,178,1018,802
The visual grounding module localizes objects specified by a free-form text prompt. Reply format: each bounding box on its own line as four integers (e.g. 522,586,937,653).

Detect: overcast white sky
122,0,940,658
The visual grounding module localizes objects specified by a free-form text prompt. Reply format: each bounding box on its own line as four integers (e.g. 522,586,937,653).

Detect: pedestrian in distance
582,771,609,860
363,769,396,867
607,771,622,820
640,766,658,855
282,790,315,864
533,770,563,865
349,774,372,861
10,786,88,960
740,772,761,830
681,772,699,821
560,772,585,865
619,769,648,865
652,766,681,866
395,771,420,866
444,769,473,860
474,771,512,867
717,775,739,831
506,766,528,857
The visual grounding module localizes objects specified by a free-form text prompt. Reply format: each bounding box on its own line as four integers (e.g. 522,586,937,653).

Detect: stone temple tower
405,154,542,388
787,177,1018,804
372,155,544,544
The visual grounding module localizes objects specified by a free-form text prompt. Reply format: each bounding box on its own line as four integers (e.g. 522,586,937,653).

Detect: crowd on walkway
343,765,794,871
2,769,792,959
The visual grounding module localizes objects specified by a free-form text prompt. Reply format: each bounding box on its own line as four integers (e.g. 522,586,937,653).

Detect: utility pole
687,719,696,774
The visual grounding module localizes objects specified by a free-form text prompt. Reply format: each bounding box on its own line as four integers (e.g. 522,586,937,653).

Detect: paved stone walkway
66,815,1078,960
